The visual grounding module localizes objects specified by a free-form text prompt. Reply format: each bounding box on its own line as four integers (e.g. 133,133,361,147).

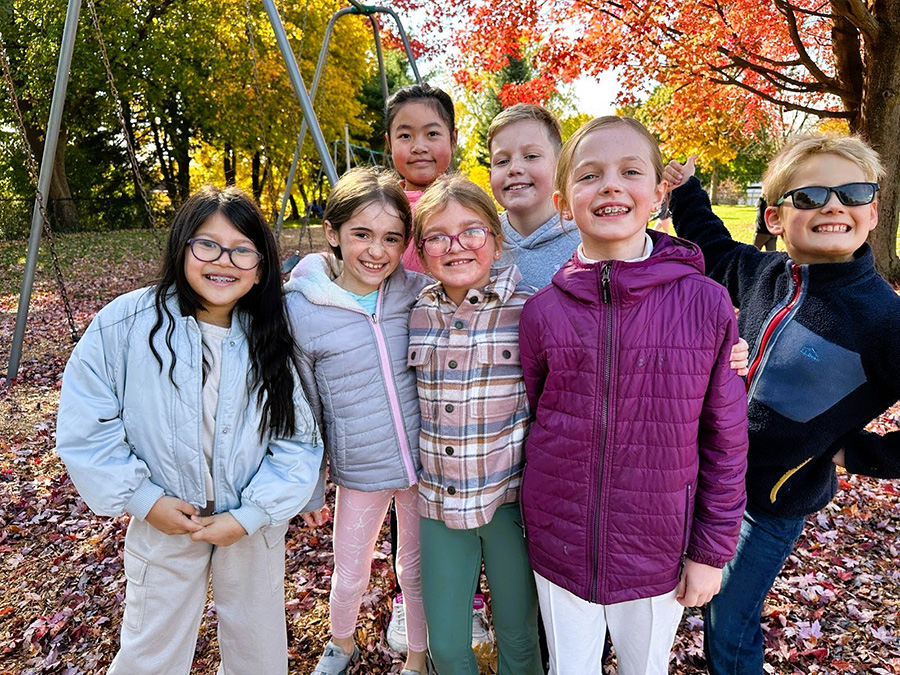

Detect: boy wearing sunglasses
663,135,900,674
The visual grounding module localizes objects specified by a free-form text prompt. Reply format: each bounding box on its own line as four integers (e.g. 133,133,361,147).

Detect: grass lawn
712,204,759,245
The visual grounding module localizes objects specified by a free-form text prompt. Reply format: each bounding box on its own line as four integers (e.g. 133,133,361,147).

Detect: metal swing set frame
4,0,421,381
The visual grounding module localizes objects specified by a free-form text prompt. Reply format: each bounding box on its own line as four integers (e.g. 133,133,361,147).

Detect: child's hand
299,506,330,529
662,155,697,191
676,559,723,607
832,448,846,467
145,496,203,535
189,512,248,546
730,337,750,376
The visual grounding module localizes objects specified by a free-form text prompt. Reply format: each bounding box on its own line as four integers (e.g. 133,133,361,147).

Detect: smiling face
386,101,457,192
556,125,666,261
764,153,878,265
489,120,559,236
184,211,261,327
419,200,501,306
324,200,407,296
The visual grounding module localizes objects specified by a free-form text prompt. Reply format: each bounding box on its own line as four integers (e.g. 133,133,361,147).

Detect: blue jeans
704,506,806,675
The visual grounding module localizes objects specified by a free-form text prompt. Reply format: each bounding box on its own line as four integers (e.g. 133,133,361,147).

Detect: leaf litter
2,229,899,674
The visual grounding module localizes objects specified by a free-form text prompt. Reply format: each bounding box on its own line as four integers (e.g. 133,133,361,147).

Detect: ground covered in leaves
1,227,899,674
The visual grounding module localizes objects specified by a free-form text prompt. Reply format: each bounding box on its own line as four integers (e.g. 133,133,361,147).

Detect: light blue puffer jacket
55,287,323,536
285,253,429,500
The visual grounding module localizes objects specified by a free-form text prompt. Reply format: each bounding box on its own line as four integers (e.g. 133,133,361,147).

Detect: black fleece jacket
670,177,900,518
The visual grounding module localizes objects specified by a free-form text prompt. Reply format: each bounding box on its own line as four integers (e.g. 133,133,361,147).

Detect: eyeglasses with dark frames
775,182,879,210
418,227,492,257
187,238,264,270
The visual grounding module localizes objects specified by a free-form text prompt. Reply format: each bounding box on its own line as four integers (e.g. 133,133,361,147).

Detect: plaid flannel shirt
408,265,534,529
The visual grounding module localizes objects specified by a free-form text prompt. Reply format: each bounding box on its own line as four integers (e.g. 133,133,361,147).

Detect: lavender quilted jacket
519,231,748,605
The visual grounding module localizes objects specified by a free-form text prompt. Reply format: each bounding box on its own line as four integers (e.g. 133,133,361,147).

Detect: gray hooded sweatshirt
495,211,580,289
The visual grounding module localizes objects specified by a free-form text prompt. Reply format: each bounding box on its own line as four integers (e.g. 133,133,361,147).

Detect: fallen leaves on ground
2,228,899,674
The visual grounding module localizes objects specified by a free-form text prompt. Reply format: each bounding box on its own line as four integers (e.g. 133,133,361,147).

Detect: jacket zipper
746,263,803,395
368,291,418,485
590,262,614,603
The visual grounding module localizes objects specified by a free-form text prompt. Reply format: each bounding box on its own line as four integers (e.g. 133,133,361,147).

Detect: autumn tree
635,83,779,203
1,0,377,228
400,0,900,280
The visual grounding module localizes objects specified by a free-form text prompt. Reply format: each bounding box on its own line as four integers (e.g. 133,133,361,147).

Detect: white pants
534,572,684,675
108,516,290,675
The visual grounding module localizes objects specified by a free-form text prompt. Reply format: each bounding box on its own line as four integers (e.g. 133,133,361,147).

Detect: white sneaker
471,593,494,648
387,593,408,653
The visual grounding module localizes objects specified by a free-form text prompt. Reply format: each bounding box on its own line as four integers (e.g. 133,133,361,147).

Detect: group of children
54,80,900,675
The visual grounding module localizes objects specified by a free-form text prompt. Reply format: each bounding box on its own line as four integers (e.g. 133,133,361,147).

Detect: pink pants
330,484,426,652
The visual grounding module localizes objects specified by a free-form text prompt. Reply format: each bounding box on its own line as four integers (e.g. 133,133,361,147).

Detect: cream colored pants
108,516,290,675
534,572,684,675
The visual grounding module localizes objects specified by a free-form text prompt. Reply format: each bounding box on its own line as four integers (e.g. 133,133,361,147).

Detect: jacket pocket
470,341,526,420
122,547,149,633
407,343,437,421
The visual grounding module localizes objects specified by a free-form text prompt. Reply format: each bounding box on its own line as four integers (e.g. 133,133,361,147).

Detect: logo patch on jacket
751,322,865,423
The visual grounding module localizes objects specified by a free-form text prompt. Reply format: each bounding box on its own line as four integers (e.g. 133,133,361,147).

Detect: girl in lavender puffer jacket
518,117,749,675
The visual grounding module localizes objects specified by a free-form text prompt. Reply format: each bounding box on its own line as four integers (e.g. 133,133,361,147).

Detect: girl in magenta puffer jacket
518,117,749,675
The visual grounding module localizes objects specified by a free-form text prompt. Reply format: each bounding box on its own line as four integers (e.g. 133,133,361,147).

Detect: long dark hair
149,185,299,439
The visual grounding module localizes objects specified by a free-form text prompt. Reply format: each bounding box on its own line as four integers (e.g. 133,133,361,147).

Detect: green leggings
420,503,542,675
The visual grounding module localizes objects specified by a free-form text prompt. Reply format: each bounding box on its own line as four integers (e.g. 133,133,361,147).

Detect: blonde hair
555,116,663,197
487,103,563,154
322,166,411,260
762,135,883,204
413,174,502,246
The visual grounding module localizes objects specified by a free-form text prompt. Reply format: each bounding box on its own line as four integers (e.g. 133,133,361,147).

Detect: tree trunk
252,151,263,204
858,6,900,282
23,119,78,232
289,194,299,220
224,143,236,186
171,125,191,203
709,161,720,206
49,126,79,232
150,117,177,204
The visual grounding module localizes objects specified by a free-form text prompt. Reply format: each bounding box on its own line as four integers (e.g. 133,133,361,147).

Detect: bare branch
773,0,836,86
709,71,852,118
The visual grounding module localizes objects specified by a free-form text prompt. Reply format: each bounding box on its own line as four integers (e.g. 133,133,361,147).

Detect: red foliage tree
395,0,900,280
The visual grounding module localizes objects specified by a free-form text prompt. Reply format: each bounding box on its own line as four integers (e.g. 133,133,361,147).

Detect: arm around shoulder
688,295,749,567
519,294,549,413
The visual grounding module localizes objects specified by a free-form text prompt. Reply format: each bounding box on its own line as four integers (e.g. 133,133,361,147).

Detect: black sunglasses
775,182,879,210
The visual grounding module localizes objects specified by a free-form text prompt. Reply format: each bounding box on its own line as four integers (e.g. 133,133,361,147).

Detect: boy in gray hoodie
489,104,580,288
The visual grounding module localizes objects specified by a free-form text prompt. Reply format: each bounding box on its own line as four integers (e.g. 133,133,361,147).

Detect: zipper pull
601,263,612,304
371,313,378,323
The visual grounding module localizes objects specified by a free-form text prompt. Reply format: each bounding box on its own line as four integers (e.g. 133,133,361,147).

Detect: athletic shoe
386,593,408,653
471,593,494,648
311,640,359,675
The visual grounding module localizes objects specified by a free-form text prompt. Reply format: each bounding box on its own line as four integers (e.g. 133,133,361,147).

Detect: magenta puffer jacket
519,232,748,605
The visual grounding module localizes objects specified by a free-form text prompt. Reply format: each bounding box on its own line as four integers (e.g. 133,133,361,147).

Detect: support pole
261,0,338,186
7,0,82,381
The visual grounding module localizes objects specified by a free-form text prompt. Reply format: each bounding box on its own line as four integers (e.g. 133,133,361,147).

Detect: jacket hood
552,230,705,306
500,211,578,251
284,252,362,312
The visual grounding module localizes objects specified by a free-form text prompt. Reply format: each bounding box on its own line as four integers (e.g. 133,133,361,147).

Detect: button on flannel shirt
408,265,534,529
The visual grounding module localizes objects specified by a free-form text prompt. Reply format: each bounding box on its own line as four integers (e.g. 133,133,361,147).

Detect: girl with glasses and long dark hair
55,185,323,675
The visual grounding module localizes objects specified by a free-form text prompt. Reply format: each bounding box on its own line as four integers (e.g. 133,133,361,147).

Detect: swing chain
84,0,163,252
0,32,80,343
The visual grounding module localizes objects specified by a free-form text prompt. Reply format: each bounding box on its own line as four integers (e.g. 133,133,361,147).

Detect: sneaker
311,640,359,675
471,593,494,649
386,593,408,653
